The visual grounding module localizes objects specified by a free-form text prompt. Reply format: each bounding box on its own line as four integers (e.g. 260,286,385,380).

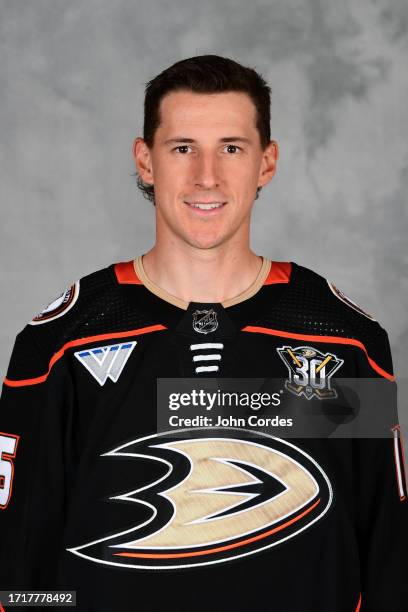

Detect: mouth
184,201,227,215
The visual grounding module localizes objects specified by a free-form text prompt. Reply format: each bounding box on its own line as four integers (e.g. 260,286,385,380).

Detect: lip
184,201,227,215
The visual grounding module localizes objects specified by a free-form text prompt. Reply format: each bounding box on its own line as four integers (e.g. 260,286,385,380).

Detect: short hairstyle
135,54,272,206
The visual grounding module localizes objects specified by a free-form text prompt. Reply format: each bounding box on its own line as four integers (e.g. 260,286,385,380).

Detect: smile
184,201,227,213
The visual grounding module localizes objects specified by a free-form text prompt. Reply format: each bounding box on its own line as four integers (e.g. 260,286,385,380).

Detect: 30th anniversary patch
277,345,344,400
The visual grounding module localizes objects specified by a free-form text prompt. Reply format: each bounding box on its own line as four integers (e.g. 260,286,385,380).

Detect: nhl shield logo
192,309,218,334
277,345,344,400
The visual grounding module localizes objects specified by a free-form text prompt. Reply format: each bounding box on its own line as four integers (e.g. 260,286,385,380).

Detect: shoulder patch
327,281,376,321
28,280,80,325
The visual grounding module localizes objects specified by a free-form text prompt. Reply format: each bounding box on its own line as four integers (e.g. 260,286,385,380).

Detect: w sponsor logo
74,341,137,386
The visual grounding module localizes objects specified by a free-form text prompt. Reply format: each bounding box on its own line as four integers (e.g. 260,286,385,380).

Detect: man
1,55,407,611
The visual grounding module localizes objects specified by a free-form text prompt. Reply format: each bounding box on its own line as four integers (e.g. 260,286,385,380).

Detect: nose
193,151,220,189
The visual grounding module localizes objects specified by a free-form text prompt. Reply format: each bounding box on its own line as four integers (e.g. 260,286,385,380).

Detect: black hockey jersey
1,256,407,611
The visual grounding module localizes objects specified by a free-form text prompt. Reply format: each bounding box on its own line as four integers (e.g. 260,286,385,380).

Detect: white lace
190,342,224,373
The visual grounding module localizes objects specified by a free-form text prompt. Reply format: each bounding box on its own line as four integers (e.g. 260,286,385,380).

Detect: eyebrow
163,136,252,145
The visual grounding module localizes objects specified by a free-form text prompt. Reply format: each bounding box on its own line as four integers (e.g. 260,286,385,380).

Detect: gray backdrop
1,0,407,434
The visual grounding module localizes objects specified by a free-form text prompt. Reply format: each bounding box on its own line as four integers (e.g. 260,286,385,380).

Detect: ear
258,140,279,188
132,137,154,184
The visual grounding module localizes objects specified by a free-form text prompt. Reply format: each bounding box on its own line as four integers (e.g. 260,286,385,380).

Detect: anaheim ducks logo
67,428,332,570
29,280,80,325
327,281,376,321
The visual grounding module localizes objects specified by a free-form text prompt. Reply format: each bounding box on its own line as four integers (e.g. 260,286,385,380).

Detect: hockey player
1,55,406,611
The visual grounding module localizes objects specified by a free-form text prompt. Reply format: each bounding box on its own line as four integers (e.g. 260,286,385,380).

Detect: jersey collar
114,255,291,310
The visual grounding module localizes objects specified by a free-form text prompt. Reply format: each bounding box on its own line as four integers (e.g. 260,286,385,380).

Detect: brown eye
225,145,241,153
174,146,191,154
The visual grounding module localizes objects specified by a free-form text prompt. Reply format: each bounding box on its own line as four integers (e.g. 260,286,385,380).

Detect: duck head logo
67,428,332,570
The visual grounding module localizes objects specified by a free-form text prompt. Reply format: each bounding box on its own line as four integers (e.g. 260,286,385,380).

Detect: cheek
154,160,183,193
154,171,188,210
226,159,258,188
158,155,191,179
155,158,173,181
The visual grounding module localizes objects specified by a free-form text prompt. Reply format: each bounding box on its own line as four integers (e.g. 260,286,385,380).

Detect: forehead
156,90,258,135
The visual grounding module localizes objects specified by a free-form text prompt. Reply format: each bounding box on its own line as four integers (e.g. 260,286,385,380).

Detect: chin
184,235,226,250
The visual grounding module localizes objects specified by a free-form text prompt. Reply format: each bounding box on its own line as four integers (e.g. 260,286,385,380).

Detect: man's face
134,90,278,250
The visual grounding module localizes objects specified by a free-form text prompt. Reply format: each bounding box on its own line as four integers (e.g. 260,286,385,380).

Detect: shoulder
28,262,114,326
289,262,382,330
293,264,393,372
289,262,378,320
6,260,142,381
264,261,393,377
27,260,116,329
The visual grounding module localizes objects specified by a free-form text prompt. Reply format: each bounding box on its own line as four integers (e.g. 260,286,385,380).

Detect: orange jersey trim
264,261,292,285
114,497,320,559
114,260,142,284
355,593,362,611
242,325,395,381
3,325,167,388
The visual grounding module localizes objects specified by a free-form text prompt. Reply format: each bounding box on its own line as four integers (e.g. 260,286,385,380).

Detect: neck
140,242,263,304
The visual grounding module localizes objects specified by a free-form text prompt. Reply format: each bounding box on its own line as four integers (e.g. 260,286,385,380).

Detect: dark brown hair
135,54,272,205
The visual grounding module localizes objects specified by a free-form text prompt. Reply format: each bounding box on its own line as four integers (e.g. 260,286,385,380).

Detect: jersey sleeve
0,324,77,590
352,324,408,610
